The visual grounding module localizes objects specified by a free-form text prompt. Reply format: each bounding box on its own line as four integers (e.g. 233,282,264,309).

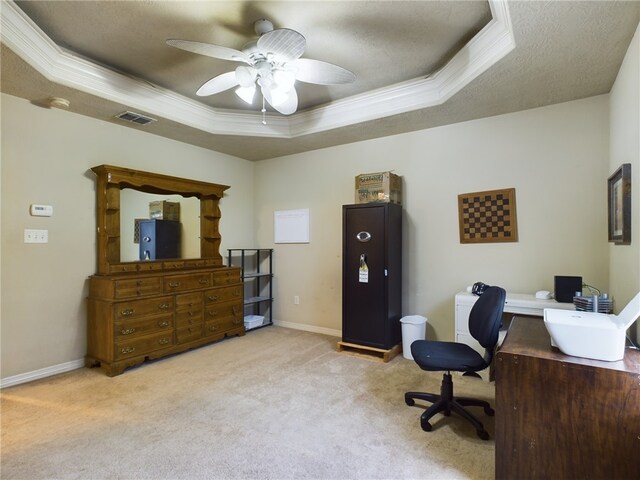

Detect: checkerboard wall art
457,188,518,244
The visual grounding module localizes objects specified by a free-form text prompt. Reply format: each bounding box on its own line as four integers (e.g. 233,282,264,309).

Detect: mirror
91,165,229,275
120,190,200,262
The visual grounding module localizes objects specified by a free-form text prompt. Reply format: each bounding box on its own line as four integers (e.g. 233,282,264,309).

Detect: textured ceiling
1,1,639,161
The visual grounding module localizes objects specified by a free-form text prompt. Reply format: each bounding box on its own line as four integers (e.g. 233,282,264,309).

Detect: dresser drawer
115,314,173,338
175,292,202,307
176,325,203,344
114,277,162,299
204,285,243,304
204,300,243,322
212,268,241,286
115,296,174,320
204,314,243,336
175,309,203,328
115,331,174,360
163,273,212,293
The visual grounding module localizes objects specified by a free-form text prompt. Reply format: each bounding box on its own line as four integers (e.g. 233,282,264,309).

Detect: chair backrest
468,286,506,351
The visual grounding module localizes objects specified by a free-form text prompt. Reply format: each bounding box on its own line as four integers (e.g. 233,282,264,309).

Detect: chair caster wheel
420,420,432,432
484,406,495,416
477,429,490,440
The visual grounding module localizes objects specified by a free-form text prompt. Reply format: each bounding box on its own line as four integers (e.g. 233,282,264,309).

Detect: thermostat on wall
30,204,53,217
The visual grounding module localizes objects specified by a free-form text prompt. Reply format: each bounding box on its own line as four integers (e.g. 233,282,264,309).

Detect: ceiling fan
166,19,356,117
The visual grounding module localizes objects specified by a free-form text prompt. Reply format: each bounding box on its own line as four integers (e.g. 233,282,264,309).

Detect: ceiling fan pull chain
261,96,267,125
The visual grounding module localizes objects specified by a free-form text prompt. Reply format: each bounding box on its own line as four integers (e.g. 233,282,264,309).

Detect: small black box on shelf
554,275,582,303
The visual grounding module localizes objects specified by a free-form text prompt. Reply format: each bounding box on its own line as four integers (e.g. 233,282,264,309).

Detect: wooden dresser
87,265,243,376
86,165,244,376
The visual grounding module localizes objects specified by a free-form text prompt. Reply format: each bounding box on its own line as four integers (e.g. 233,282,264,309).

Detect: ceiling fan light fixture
235,85,256,104
273,69,296,91
265,84,290,107
235,66,257,87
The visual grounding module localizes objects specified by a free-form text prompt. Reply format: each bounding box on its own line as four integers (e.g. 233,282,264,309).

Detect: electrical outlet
24,229,48,243
294,296,300,305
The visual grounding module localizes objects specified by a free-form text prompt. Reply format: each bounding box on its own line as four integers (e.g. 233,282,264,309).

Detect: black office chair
405,286,506,440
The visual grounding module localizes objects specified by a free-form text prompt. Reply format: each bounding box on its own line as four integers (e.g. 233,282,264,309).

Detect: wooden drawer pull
121,346,136,354
208,310,218,317
158,303,171,310
120,327,136,335
121,308,135,317
209,325,217,332
207,295,219,301
198,279,209,284
159,338,170,345
158,320,170,327
168,282,181,288
233,318,242,325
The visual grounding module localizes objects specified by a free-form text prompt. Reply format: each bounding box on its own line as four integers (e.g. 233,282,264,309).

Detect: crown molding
0,0,514,140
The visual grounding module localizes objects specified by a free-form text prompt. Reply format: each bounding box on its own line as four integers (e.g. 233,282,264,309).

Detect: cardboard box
149,201,180,221
355,171,402,205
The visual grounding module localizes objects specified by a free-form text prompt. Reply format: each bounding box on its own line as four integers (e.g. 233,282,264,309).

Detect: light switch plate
24,229,48,243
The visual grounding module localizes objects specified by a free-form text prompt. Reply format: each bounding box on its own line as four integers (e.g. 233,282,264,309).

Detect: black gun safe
139,219,181,260
342,203,402,349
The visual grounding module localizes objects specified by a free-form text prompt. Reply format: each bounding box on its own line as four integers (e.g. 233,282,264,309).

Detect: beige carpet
1,327,495,479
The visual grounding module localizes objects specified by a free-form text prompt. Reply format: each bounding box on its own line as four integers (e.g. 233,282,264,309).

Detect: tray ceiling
1,1,639,160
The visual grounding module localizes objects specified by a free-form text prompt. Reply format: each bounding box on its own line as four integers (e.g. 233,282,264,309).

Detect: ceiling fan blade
262,87,298,115
166,39,251,64
291,58,356,85
196,71,239,96
257,28,305,61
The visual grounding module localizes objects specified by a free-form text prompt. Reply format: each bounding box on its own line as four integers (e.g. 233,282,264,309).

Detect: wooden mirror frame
92,165,229,275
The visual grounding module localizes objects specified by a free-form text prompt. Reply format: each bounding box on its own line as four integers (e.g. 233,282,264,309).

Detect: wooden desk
495,316,640,480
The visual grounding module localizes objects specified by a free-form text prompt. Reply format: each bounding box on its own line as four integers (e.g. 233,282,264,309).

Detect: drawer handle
120,327,136,335
158,320,170,327
208,310,219,317
159,338,170,345
233,318,242,325
158,303,171,310
121,346,136,354
121,309,135,317
168,282,181,288
207,295,219,301
209,325,217,332
198,279,209,284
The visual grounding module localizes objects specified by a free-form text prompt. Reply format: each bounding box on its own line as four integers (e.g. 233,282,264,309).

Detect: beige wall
609,23,640,340
0,73,626,382
0,94,255,379
254,96,610,340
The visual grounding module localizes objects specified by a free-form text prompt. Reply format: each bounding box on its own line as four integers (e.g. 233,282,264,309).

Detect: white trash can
400,315,427,360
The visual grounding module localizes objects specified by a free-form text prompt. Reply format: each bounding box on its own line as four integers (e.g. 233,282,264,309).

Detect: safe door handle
356,231,371,242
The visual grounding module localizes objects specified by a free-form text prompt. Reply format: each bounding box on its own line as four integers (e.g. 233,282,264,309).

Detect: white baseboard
273,319,341,338
1,358,85,389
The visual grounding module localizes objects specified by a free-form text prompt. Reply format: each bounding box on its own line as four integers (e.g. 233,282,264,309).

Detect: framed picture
608,163,631,245
458,188,518,244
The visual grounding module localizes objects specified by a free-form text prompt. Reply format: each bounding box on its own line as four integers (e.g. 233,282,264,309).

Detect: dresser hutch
86,165,244,376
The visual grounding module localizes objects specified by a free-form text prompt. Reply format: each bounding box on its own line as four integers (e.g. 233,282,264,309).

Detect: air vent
115,111,157,125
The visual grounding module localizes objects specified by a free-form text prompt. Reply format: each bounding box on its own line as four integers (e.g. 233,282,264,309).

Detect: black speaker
554,276,582,303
